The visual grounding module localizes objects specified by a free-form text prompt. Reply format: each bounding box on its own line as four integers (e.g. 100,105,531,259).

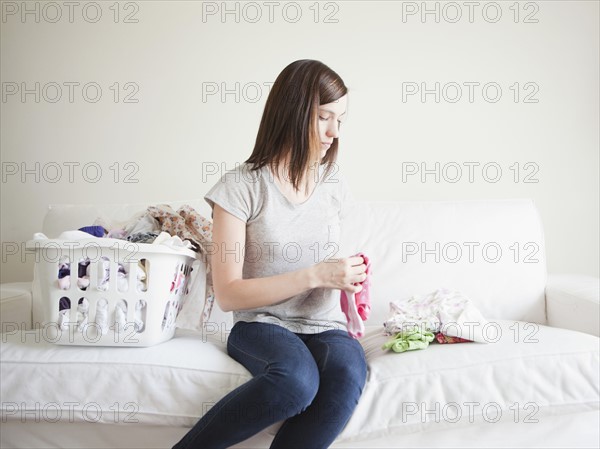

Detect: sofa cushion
40,198,547,332
546,274,600,337
0,282,33,330
1,321,598,441
340,321,599,442
0,328,249,428
41,199,213,239
340,199,548,326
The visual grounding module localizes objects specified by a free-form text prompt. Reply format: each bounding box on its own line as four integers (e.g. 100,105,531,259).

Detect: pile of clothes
46,204,217,332
382,288,488,353
77,204,212,253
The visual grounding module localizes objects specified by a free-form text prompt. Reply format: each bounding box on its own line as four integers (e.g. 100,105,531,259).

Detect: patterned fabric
383,288,487,343
146,205,211,254
126,231,160,244
434,333,472,344
145,204,215,327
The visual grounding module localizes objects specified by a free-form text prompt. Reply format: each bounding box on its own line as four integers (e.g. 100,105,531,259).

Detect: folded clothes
382,329,435,353
383,288,488,343
434,333,472,344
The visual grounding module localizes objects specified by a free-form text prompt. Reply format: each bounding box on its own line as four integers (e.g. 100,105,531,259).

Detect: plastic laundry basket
27,238,198,347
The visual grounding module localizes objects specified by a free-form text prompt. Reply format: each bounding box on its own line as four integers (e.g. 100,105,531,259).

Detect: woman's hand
312,256,367,293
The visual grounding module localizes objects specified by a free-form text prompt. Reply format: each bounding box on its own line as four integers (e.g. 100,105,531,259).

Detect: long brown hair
245,59,348,194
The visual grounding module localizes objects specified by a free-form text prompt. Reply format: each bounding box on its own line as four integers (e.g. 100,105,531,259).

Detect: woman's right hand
312,256,367,293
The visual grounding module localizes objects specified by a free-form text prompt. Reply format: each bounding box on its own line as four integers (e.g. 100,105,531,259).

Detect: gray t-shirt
204,161,353,334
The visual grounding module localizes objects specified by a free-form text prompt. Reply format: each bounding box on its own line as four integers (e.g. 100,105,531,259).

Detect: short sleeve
204,165,255,222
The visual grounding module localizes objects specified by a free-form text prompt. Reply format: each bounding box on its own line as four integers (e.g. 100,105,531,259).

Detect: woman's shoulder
214,161,266,185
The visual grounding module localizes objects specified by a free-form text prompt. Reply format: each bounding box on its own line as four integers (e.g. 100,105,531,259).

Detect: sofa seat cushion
0,329,250,428
1,321,598,441
339,320,599,442
0,282,33,330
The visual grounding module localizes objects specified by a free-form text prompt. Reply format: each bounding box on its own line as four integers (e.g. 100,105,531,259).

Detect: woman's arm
211,204,366,312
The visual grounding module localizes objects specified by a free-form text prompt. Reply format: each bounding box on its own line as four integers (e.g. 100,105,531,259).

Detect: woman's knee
336,351,367,392
316,331,368,390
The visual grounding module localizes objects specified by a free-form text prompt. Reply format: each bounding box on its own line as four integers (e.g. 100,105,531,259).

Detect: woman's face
318,94,347,159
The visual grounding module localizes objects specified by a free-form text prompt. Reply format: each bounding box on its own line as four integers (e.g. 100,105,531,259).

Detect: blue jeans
172,321,368,449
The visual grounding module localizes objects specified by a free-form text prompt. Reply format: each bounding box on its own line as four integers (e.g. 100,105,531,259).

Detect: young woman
173,59,368,449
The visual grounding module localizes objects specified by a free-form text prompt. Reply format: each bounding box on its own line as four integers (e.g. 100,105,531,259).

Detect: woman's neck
272,156,320,194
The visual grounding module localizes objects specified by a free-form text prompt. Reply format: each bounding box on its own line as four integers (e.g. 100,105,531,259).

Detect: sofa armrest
0,282,33,331
545,274,599,337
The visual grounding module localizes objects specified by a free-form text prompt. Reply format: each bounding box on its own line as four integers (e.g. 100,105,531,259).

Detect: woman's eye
319,116,328,121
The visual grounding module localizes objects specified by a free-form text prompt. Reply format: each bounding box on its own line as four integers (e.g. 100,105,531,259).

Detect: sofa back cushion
339,199,548,327
41,199,212,239
41,197,548,331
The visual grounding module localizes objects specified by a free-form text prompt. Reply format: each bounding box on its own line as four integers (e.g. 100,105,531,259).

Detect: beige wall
1,0,598,282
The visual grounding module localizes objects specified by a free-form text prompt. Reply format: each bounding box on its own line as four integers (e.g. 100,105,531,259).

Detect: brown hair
245,59,348,194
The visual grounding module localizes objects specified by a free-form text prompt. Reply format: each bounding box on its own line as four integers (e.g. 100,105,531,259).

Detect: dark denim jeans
172,321,368,449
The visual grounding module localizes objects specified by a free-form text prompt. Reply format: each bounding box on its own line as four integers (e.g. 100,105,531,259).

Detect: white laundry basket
27,238,199,347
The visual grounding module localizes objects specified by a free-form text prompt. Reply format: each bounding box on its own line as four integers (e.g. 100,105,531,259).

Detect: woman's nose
327,122,339,139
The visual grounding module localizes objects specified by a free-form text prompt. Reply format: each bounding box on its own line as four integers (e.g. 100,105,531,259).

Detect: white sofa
1,198,599,449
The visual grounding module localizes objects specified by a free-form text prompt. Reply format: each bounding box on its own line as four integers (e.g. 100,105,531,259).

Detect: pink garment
340,253,372,339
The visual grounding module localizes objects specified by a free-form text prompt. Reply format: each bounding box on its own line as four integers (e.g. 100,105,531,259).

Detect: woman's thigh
227,321,321,393
300,329,368,390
